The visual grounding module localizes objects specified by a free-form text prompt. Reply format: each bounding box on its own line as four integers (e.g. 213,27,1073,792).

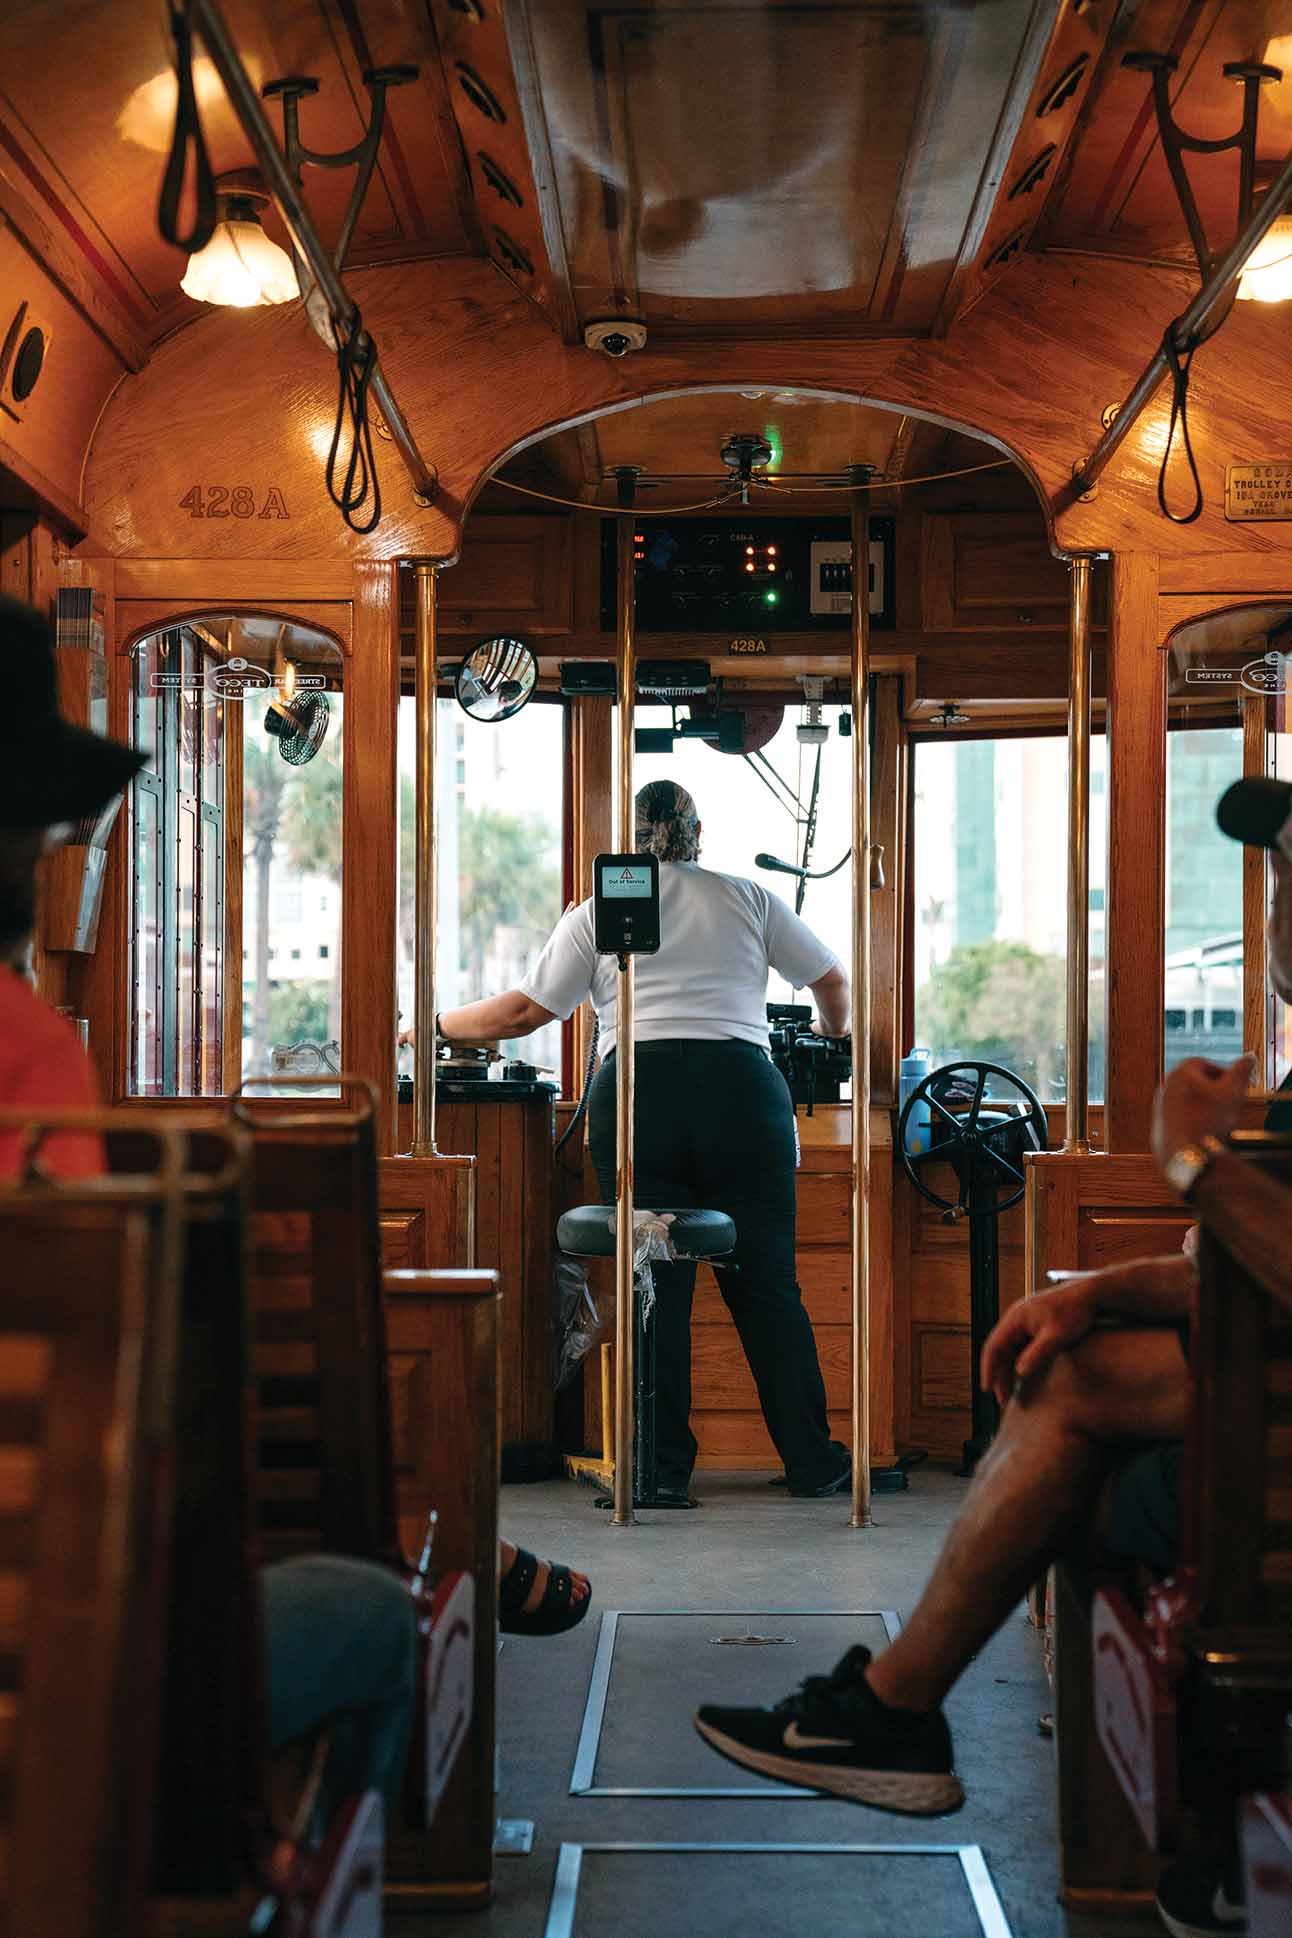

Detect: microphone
755,852,806,876
1217,777,1292,858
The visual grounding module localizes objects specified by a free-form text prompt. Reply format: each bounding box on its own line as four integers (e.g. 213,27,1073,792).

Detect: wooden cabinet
437,514,573,637
435,1091,557,1469
920,511,1072,632
688,1105,896,1469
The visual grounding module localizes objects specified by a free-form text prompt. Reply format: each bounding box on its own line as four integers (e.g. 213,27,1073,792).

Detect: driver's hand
811,1018,846,1039
980,1281,1095,1407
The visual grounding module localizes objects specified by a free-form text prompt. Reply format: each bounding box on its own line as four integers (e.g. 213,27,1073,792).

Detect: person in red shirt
0,596,144,1178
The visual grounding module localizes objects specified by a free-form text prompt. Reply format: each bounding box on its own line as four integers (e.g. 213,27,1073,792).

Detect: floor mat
571,1610,899,1797
545,1843,1012,1938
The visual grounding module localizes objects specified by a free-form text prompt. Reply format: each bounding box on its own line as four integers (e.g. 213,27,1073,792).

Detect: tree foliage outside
457,803,560,991
917,938,1104,1098
266,979,333,1048
281,730,343,884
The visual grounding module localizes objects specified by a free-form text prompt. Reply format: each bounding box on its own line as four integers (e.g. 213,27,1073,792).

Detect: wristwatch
1162,1133,1225,1201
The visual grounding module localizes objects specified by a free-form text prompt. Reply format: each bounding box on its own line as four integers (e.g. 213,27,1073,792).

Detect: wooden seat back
1191,1134,1292,1633
105,1121,262,1901
232,1081,398,1565
0,1161,183,1938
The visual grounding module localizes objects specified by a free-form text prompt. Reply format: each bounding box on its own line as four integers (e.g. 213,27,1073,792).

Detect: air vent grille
455,62,505,123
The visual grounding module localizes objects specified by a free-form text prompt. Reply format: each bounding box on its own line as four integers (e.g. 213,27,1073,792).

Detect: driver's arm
439,992,555,1043
810,964,850,1036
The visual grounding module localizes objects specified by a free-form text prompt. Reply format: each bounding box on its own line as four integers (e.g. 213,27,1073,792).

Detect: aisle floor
416,1469,1156,1938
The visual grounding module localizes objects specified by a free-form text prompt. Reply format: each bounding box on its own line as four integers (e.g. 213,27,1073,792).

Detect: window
397,695,565,1080
1164,725,1242,1075
912,734,1107,1103
128,628,223,1095
129,616,343,1096
633,701,854,1007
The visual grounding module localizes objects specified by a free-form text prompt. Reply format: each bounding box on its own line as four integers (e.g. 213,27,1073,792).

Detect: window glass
396,696,565,1081
632,701,854,1006
129,616,343,1096
1164,726,1243,1074
912,735,1107,1103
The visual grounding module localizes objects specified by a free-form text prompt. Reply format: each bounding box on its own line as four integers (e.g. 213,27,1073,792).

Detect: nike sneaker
694,1644,964,1815
1155,1850,1247,1938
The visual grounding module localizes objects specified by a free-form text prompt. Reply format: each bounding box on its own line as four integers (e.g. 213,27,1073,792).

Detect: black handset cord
555,1011,601,1157
158,4,217,253
326,313,383,535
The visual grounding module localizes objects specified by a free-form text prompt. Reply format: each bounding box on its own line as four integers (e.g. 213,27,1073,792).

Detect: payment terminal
593,853,661,957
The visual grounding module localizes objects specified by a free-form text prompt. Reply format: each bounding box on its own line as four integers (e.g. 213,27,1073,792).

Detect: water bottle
899,1047,933,1154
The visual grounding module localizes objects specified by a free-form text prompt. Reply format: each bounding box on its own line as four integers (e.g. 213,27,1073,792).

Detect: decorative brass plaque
1225,463,1292,521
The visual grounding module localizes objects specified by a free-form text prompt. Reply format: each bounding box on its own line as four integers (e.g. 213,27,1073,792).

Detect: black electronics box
560,660,618,697
600,516,895,633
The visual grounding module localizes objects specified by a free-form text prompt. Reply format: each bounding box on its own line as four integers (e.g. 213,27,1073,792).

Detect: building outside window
912,734,1107,1103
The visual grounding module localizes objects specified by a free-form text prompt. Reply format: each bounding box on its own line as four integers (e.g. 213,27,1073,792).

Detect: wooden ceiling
1046,0,1292,268
6,0,1292,385
493,391,1010,508
0,0,479,347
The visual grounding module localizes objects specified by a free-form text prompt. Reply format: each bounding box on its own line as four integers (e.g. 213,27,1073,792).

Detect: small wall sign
1225,463,1292,521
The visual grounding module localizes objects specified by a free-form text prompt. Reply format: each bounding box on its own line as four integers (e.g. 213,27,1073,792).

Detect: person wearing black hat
0,594,144,1179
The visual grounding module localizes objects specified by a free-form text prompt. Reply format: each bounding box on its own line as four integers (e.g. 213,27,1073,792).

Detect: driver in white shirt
435,778,852,1505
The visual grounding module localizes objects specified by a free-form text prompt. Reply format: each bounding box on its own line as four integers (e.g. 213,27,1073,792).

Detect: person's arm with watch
1151,1051,1292,1316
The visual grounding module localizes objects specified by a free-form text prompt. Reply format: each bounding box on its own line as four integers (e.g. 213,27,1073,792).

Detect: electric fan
264,690,330,765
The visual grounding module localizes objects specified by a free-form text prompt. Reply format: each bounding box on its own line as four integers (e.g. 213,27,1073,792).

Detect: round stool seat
557,1204,736,1260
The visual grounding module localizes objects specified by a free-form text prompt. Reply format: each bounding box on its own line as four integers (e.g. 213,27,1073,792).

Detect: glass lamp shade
181,218,297,308
1236,214,1292,303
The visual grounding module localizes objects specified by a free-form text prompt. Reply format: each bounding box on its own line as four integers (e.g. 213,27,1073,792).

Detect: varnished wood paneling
1104,555,1163,1151
344,565,398,1153
436,516,573,635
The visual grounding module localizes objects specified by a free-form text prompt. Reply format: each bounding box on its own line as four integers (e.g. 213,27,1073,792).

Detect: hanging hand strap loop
1157,325,1204,526
158,3,218,253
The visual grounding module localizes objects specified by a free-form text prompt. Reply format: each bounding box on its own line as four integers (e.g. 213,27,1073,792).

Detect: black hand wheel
897,1060,1047,1219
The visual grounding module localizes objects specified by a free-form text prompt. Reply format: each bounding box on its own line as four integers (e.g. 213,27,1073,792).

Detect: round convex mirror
454,636,538,722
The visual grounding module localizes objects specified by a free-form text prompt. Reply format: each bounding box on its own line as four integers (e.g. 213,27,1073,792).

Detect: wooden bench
0,1154,183,1938
1025,1150,1193,1910
1093,1134,1292,1873
232,1082,502,1911
100,1116,387,1935
1028,1142,1292,1910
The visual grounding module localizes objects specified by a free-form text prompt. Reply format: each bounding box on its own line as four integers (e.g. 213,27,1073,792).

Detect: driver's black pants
587,1039,843,1491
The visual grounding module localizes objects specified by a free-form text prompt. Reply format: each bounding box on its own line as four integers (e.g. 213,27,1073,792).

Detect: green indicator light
765,590,778,605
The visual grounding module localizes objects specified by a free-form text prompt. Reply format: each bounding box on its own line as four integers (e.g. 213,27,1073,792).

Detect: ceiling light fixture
1237,212,1292,302
181,176,296,308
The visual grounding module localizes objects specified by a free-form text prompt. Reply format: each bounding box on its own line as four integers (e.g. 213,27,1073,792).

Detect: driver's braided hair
635,778,700,863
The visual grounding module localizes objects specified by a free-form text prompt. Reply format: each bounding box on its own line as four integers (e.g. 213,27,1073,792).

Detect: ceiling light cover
1237,214,1292,302
181,215,297,308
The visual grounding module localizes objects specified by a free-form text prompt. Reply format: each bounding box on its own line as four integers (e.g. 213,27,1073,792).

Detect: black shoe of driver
789,1459,850,1499
1155,1851,1247,1938
694,1644,964,1816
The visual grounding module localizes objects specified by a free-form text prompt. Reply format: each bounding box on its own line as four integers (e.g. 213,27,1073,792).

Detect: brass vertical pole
411,562,439,1158
612,472,638,1526
849,469,873,1530
1063,557,1092,1156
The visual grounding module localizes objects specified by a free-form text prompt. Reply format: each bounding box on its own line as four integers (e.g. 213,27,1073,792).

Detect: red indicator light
768,562,777,572
767,544,778,556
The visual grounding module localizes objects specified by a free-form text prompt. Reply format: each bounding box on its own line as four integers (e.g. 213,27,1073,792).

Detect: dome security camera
584,317,647,356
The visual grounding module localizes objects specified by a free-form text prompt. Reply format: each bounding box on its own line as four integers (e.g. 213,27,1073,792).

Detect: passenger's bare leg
867,1329,1188,1714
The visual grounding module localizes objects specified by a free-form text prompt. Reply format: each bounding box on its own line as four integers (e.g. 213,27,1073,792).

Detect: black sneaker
694,1644,964,1815
1155,1852,1247,1938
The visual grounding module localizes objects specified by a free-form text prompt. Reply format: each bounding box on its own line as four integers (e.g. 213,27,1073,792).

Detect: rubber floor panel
572,1611,897,1796
545,1843,1012,1938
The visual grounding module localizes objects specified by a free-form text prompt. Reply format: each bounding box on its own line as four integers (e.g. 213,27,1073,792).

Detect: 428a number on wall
178,485,289,519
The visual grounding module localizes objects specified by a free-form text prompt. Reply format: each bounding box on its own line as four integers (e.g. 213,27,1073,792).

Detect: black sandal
498,1548,591,1637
